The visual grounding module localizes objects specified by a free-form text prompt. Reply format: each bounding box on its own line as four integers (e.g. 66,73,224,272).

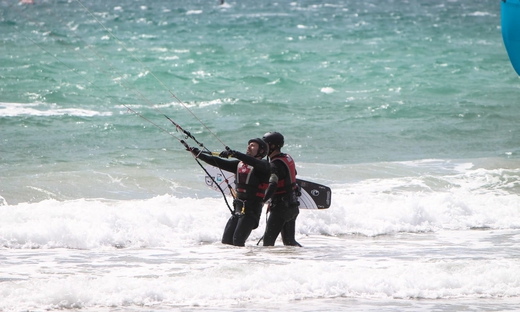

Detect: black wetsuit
196,151,270,246
262,153,301,247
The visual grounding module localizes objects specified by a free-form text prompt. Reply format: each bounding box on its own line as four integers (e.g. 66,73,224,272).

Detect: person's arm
189,148,238,173
263,161,288,203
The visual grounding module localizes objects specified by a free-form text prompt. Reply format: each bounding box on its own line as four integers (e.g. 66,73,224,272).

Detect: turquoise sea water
2,0,520,204
1,1,520,311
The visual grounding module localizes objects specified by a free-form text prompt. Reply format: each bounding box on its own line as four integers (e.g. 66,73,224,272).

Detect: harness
234,161,268,200
271,153,298,196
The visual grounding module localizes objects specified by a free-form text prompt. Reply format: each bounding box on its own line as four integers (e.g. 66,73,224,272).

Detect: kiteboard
204,165,331,209
501,0,520,76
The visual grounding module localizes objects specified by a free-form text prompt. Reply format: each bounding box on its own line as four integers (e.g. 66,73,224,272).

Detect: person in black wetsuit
189,138,270,246
262,132,301,247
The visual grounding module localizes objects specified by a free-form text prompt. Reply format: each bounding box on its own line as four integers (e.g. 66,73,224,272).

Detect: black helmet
262,132,284,151
248,138,268,158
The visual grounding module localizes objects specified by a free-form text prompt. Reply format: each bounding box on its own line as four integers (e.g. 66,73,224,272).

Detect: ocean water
1,0,520,311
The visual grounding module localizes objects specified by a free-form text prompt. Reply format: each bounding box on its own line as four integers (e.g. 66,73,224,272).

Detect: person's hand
189,147,200,156
219,150,233,158
219,146,239,158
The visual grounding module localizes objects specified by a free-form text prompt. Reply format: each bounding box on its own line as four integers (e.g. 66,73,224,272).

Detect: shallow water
2,230,520,311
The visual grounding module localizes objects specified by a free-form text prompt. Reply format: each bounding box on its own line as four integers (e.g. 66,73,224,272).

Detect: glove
219,150,233,158
190,147,200,156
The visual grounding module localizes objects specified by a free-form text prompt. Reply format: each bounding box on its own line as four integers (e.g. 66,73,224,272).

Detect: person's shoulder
276,153,295,162
285,153,295,161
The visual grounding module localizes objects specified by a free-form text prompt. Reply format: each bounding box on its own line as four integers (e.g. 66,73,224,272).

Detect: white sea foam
320,87,335,94
2,164,520,249
0,102,112,117
1,193,519,311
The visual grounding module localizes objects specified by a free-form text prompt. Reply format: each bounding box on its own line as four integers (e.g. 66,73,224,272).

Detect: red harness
271,154,297,194
235,161,268,199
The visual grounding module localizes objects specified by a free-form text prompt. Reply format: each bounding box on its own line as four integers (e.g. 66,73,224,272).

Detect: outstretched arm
189,148,238,173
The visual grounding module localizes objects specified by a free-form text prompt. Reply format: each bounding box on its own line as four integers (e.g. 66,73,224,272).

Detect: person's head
247,138,268,158
262,131,284,156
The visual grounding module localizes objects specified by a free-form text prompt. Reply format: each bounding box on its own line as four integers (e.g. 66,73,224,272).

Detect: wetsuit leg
221,215,238,245
262,212,285,246
232,215,257,246
280,217,301,247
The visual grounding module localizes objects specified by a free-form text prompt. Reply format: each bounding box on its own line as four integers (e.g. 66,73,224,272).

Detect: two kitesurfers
188,132,300,247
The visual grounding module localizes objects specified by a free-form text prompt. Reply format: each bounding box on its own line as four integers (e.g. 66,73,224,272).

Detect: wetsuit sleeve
263,160,288,202
232,151,270,174
196,153,239,173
